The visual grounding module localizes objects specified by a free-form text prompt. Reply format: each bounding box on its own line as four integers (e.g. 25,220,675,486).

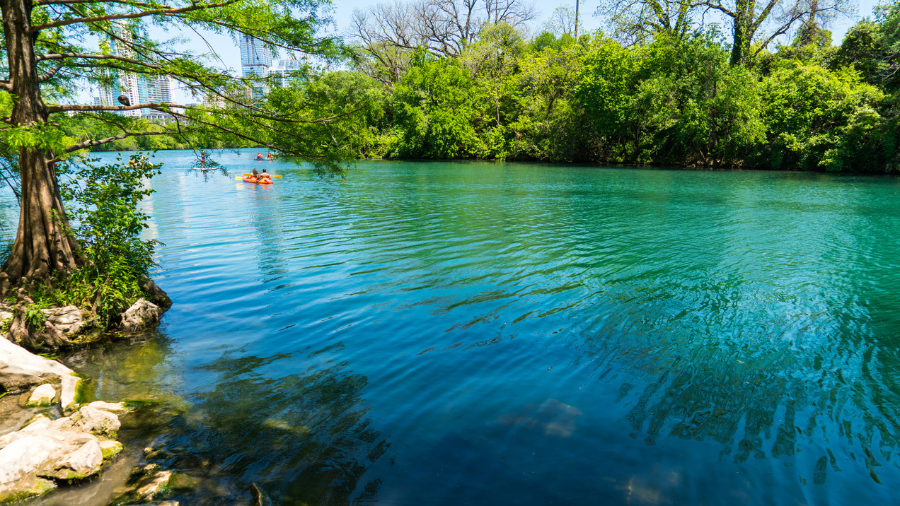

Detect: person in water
256,152,262,160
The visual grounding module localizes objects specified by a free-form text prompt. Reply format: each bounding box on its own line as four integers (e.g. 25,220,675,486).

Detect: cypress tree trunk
0,0,81,289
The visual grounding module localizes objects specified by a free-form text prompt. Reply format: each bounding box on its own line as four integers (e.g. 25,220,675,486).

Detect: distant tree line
88,0,900,172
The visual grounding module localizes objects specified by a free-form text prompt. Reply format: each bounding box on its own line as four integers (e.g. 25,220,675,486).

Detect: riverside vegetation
63,1,900,173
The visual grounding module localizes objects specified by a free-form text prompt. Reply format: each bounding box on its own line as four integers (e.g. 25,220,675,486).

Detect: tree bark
1,0,81,286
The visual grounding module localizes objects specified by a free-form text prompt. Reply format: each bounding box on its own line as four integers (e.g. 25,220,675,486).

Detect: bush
27,154,162,324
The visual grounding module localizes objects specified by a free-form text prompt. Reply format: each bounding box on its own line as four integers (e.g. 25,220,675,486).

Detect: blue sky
83,0,886,104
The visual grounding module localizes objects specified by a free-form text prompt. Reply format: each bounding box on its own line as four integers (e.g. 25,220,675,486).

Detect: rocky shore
0,338,180,505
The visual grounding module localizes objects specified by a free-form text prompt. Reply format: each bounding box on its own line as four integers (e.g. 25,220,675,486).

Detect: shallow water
22,150,900,505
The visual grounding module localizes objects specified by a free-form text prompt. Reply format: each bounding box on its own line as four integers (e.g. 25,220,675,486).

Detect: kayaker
266,152,273,160
260,168,272,181
256,152,262,160
251,167,260,180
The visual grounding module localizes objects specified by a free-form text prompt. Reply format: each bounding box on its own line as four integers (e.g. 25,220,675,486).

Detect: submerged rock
121,299,163,332
251,483,273,506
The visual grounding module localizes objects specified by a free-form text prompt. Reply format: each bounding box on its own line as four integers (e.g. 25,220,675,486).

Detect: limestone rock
71,405,121,437
120,299,163,332
40,306,86,336
0,435,65,484
0,337,81,411
26,384,56,407
99,440,123,460
39,439,103,481
0,475,56,503
135,470,173,501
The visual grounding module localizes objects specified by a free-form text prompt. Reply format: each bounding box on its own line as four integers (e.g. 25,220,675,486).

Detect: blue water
43,149,900,505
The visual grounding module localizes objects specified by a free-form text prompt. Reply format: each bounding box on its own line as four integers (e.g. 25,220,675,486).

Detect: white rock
99,440,123,459
40,306,85,335
42,439,103,480
0,337,81,411
0,435,68,485
120,299,162,332
27,384,56,407
71,405,121,437
20,415,52,433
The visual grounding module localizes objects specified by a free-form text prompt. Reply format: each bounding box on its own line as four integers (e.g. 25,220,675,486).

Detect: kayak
242,176,273,184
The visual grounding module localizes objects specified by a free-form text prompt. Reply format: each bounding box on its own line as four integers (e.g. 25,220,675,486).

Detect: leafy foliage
26,154,162,323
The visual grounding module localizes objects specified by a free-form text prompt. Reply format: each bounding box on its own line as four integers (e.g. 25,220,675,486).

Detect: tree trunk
730,0,749,65
0,0,81,288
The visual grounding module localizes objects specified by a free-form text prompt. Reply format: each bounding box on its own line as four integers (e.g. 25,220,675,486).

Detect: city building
268,55,307,88
95,23,177,120
239,34,273,78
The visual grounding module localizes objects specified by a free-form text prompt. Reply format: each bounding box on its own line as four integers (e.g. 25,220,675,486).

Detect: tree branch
31,0,238,32
62,130,173,154
37,62,65,83
47,102,182,113
35,0,157,6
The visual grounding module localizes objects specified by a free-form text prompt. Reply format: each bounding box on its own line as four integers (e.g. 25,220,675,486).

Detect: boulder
26,384,56,407
0,337,80,411
40,306,86,336
0,435,70,485
39,439,103,481
70,405,121,437
121,299,163,332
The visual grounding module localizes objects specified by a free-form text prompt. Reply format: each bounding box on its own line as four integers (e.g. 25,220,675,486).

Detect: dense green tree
762,63,885,171
267,71,389,161
0,0,342,292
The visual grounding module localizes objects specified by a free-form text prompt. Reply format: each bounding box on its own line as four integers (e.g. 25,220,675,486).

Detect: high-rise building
97,23,176,120
239,35,272,77
268,55,307,88
239,35,272,100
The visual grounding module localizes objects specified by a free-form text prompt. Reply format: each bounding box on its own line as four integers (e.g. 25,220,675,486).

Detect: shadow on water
54,331,390,506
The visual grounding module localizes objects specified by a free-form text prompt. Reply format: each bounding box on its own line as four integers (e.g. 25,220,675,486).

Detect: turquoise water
41,150,900,504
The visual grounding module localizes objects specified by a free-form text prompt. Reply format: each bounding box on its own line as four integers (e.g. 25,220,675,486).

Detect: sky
80,0,885,104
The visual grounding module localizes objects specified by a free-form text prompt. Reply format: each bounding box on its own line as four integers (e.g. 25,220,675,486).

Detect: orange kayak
242,177,273,184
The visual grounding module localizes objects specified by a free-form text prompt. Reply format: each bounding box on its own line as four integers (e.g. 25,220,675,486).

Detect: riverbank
0,338,175,504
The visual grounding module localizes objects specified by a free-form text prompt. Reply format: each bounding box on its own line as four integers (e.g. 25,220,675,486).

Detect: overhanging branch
31,0,238,32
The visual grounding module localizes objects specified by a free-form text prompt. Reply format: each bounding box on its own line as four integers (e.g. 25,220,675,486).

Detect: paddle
243,173,282,178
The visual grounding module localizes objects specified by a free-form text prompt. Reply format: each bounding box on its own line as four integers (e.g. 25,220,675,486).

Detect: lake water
20,149,900,505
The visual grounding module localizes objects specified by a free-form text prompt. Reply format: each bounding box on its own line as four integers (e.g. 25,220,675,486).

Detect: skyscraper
97,24,176,120
239,34,272,77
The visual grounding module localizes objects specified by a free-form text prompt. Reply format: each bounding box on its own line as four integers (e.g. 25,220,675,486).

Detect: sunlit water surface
10,149,900,505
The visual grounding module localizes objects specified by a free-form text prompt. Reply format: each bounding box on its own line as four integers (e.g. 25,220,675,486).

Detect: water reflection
63,334,390,505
